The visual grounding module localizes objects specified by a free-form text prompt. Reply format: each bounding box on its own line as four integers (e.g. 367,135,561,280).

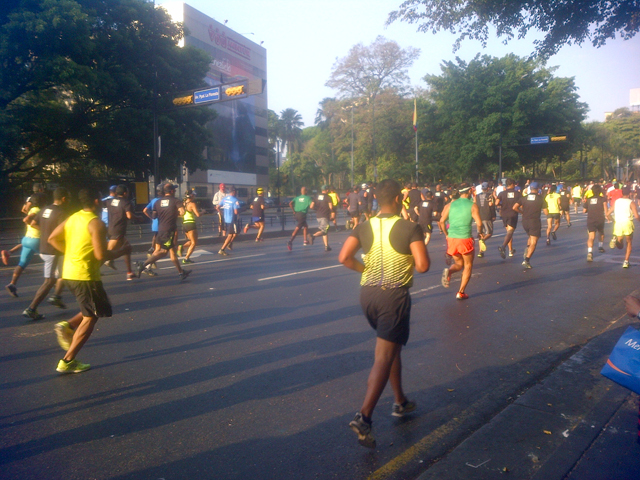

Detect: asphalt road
0,211,637,480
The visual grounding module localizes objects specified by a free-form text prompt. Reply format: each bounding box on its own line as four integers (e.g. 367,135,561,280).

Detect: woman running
5,193,46,297
178,191,201,264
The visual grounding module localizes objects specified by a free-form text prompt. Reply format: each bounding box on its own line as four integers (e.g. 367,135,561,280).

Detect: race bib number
590,198,598,205
42,208,52,218
527,195,536,201
111,199,120,206
160,199,170,207
507,192,515,198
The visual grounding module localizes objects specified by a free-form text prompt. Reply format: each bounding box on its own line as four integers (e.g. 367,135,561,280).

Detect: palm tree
280,108,304,193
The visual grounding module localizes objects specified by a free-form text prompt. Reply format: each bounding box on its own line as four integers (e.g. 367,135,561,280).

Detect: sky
179,0,640,128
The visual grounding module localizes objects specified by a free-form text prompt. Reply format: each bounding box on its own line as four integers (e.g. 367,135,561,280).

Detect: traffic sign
530,136,550,144
193,87,220,104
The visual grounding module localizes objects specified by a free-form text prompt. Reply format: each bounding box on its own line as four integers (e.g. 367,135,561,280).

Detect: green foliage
0,0,215,197
387,0,640,58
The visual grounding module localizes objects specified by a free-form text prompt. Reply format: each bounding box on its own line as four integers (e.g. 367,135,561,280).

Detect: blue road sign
194,87,220,104
530,136,550,144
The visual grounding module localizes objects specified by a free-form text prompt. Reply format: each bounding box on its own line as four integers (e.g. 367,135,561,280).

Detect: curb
416,315,638,480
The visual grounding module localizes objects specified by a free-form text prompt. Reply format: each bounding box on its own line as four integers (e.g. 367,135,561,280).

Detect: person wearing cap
244,187,266,241
101,185,117,226
178,190,201,263
105,185,138,280
135,183,191,281
212,183,227,237
308,185,334,251
142,184,165,275
287,186,314,250
219,187,240,255
584,184,607,261
608,186,639,268
439,183,483,300
475,182,495,258
514,182,548,269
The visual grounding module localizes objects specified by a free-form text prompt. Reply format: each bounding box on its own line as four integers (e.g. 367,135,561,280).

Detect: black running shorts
65,280,112,319
522,220,542,238
502,214,518,229
156,229,176,250
360,286,411,346
587,220,605,234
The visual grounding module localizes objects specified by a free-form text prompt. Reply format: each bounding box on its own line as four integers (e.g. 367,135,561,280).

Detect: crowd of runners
2,176,637,448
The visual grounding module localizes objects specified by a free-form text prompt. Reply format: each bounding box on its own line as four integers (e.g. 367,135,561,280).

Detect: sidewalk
417,315,640,480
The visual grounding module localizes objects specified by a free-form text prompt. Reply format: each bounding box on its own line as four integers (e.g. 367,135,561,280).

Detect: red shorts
446,237,475,256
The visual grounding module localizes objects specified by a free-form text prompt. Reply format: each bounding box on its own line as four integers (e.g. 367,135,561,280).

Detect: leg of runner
457,252,474,297
623,233,633,267
587,231,595,261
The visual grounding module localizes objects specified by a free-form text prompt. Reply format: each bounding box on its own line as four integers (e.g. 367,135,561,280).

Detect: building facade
161,2,268,203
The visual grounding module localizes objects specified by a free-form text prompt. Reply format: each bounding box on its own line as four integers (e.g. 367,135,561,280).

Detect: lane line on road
258,264,342,281
157,253,265,270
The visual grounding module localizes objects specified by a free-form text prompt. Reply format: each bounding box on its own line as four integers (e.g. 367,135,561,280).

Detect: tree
326,36,420,101
387,0,640,58
423,54,587,180
0,0,214,210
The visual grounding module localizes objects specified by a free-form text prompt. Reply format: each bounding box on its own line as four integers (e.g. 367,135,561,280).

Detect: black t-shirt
433,191,446,212
154,195,182,232
351,214,423,255
517,193,547,223
358,189,368,208
107,196,132,235
498,189,521,217
408,189,422,210
367,188,375,208
314,193,333,219
251,196,265,218
475,192,493,221
36,204,68,255
586,195,606,222
347,192,360,212
418,200,435,225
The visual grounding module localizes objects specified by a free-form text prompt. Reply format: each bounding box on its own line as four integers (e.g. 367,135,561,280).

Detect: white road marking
258,264,342,281
157,253,265,270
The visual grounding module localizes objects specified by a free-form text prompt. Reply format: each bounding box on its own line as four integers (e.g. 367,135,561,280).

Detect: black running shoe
349,413,375,449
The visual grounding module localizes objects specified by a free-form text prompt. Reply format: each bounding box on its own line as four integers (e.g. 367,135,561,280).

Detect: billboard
160,2,268,186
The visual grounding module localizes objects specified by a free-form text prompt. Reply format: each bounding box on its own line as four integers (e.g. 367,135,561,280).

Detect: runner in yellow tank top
544,185,561,245
48,189,131,374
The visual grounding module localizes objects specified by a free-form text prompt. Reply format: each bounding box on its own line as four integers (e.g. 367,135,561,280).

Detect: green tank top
183,209,195,224
447,197,473,238
361,216,415,288
63,210,100,281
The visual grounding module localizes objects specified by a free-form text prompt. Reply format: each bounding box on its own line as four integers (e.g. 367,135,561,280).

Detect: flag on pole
412,98,418,132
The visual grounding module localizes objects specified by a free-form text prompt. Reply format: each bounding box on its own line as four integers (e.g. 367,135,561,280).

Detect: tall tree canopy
424,54,588,180
326,36,420,101
387,0,640,57
0,0,215,197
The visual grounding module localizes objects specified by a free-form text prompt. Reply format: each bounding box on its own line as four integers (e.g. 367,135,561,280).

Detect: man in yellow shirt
545,185,561,245
48,189,130,373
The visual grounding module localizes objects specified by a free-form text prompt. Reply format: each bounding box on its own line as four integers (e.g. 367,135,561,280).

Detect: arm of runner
410,239,430,273
48,219,67,254
631,201,639,221
438,204,450,236
472,203,483,238
338,235,364,273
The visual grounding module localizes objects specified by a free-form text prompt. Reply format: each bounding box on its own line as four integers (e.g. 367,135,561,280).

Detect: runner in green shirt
287,186,315,250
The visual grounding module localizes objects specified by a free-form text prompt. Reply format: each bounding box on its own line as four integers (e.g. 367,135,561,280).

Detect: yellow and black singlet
356,215,422,289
